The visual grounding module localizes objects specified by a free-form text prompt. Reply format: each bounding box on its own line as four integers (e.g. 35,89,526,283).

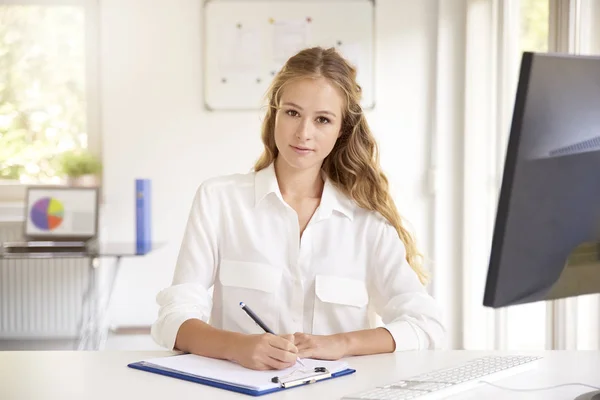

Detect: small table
0,242,163,351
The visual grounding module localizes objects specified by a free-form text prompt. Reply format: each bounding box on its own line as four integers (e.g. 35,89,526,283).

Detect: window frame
0,0,101,203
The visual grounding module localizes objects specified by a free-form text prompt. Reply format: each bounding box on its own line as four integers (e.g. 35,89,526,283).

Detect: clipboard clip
271,367,332,388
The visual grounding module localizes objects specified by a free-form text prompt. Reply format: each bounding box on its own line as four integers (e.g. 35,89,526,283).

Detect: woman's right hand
232,333,299,370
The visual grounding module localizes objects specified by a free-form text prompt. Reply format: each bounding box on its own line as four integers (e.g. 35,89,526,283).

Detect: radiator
0,220,90,339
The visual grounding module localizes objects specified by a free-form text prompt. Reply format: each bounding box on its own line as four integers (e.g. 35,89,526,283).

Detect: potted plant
58,149,102,187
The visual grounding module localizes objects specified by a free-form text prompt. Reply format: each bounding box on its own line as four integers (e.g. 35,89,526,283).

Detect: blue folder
135,178,152,255
127,359,356,396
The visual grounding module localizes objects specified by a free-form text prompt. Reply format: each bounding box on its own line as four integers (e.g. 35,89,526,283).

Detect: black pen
239,302,305,367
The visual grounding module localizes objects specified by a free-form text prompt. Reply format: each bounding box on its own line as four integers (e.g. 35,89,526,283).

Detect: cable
481,380,600,392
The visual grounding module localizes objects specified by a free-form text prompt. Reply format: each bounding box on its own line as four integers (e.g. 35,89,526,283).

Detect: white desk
1,350,598,400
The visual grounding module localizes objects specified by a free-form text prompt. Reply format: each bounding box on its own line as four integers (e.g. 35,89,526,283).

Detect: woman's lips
291,145,313,154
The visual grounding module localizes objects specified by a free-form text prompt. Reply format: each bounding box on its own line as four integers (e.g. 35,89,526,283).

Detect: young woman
151,47,445,371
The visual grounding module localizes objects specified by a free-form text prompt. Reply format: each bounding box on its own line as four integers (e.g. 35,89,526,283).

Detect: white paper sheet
337,42,362,69
142,354,349,391
272,19,309,63
219,25,263,76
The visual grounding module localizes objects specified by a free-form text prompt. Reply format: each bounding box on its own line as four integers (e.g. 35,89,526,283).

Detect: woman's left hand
293,333,347,360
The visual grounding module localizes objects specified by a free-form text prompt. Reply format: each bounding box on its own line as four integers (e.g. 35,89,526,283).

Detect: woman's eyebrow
282,102,337,117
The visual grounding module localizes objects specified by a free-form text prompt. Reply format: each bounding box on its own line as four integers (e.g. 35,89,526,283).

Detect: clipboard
271,366,344,388
127,354,356,397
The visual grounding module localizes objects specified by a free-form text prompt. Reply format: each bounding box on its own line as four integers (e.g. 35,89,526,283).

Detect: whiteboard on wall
203,0,375,110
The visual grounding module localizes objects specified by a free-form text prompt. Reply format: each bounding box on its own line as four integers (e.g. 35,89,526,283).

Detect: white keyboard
342,355,542,400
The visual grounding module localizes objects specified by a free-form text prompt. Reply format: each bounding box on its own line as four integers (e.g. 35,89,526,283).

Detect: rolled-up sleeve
369,220,446,351
151,183,219,350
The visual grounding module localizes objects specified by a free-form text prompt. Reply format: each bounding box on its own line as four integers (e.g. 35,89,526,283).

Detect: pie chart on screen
30,197,64,231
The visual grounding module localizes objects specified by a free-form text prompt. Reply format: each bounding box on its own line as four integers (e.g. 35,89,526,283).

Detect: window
0,1,97,184
464,0,599,351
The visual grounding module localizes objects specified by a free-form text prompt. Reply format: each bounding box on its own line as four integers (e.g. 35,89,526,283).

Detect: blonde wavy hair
254,47,428,284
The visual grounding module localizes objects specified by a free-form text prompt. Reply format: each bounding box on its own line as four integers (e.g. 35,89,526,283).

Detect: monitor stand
575,391,600,400
547,242,600,400
544,241,600,300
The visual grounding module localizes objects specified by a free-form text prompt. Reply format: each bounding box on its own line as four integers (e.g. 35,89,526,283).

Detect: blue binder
135,179,152,254
127,358,356,396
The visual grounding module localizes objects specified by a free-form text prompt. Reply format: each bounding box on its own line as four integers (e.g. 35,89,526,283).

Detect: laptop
2,186,100,255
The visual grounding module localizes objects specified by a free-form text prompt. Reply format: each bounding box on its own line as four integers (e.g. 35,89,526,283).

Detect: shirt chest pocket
218,260,282,334
312,275,370,335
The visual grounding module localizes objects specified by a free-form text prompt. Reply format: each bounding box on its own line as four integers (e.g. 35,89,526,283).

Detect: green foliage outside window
0,5,87,183
520,0,549,53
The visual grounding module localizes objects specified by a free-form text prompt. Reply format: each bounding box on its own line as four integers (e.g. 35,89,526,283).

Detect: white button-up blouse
151,162,445,352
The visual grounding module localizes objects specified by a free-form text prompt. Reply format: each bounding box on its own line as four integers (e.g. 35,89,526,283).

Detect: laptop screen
25,187,98,240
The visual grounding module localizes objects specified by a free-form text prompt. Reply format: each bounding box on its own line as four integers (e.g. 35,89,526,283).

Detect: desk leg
95,256,122,350
76,257,98,351
76,257,121,351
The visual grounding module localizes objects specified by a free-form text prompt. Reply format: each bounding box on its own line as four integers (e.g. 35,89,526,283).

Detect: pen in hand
239,302,306,367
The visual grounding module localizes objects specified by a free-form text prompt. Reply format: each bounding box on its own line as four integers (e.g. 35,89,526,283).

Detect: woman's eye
316,116,330,124
286,109,299,117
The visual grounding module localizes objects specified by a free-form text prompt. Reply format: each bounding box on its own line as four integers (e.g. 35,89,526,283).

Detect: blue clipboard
127,360,356,396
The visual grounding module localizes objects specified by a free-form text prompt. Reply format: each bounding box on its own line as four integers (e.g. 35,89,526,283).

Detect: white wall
101,0,443,337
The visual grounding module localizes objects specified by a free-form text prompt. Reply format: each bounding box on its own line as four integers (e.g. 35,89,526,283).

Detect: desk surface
1,350,599,400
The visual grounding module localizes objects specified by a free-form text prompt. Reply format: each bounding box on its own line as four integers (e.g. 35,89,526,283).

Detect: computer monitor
484,51,600,309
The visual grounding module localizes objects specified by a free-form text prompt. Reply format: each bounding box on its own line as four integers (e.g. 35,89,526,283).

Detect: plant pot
66,174,99,187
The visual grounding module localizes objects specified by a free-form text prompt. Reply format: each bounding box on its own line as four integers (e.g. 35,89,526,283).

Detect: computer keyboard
342,355,542,400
